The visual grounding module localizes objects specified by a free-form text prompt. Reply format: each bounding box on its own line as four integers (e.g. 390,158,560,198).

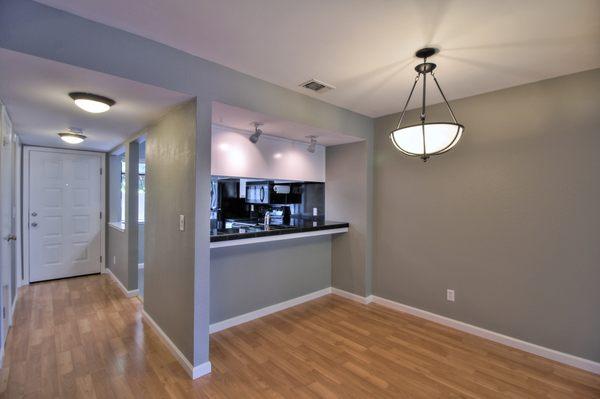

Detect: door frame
22,146,106,285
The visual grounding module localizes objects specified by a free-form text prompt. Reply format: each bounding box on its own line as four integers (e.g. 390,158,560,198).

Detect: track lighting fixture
306,136,318,153
249,122,263,143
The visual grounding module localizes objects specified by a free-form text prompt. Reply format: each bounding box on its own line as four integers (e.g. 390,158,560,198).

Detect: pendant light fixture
390,47,464,162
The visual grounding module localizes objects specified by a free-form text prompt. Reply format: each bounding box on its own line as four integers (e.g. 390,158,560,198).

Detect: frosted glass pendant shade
390,122,463,158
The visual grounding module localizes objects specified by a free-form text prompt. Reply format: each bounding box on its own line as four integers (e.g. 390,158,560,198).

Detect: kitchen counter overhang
210,220,349,248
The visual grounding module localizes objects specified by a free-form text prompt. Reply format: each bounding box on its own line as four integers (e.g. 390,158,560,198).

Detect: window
120,159,126,222
138,162,145,222
121,160,146,222
109,151,126,230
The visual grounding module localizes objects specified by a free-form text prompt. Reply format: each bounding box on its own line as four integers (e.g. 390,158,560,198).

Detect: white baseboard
209,287,332,334
10,289,19,327
331,287,373,304
142,309,211,379
182,284,600,376
106,268,139,298
370,296,600,375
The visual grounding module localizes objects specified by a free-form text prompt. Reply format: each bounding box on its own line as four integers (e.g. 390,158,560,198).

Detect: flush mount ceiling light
306,135,318,153
58,127,86,144
390,47,464,162
69,92,115,113
249,122,263,143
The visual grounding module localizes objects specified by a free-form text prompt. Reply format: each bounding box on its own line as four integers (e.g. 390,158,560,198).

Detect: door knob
4,234,16,242
31,222,38,227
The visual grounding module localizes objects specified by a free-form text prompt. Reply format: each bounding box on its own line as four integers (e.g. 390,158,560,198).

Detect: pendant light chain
395,74,421,129
431,71,458,124
421,57,428,160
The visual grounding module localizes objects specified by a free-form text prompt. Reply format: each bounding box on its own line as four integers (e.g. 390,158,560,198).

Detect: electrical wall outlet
113,256,116,265
179,214,185,231
446,289,455,302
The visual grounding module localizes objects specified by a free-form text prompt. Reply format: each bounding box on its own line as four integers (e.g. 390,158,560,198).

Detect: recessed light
69,92,115,113
58,128,86,144
273,153,283,159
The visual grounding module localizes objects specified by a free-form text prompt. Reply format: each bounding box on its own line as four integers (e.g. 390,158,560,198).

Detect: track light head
306,135,318,153
249,122,263,143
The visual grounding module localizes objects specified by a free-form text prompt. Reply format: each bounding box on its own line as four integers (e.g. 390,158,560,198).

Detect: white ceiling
35,0,600,117
0,48,192,151
212,102,363,147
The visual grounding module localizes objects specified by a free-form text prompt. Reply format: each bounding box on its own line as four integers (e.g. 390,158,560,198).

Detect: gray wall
108,154,122,222
106,142,139,291
0,0,372,368
326,142,370,296
374,69,600,362
210,237,331,323
138,223,144,264
144,100,197,362
125,142,139,290
108,227,129,287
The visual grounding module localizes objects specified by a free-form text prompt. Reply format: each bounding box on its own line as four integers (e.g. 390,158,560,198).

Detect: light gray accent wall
0,0,373,367
210,237,332,323
106,142,139,291
108,155,121,222
326,142,370,296
145,100,197,363
373,69,600,362
126,142,139,290
108,227,128,287
138,223,144,264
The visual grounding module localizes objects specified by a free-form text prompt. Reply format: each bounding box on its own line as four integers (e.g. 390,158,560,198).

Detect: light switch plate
179,214,185,231
446,289,455,302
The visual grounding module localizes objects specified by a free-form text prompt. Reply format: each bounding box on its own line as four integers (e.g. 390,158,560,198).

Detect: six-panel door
29,150,102,282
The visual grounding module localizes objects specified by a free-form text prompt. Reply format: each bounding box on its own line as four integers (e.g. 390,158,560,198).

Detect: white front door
28,148,102,282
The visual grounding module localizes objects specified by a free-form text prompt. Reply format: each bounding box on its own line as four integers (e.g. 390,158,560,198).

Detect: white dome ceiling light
58,127,86,144
69,92,116,113
390,48,464,162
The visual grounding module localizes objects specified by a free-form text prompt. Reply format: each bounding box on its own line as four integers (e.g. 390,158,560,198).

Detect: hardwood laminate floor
1,274,599,398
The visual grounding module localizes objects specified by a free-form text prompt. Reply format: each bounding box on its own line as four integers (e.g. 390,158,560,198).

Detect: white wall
211,125,325,182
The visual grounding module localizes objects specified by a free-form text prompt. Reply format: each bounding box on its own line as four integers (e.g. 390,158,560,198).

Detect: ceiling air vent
300,79,335,93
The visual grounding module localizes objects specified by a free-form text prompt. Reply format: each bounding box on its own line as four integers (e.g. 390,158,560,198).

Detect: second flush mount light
69,92,115,113
390,47,464,162
58,127,86,144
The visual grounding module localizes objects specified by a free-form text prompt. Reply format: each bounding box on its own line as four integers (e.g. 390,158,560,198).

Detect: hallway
1,275,599,398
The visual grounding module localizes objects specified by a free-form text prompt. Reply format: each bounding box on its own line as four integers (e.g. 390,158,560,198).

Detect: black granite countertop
210,218,349,242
